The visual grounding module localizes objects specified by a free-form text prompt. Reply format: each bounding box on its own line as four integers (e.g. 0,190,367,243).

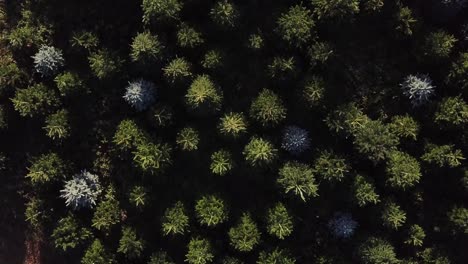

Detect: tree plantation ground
0,0,467,263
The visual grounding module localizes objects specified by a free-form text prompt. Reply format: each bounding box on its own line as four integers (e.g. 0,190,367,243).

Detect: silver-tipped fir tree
123,79,157,111
281,126,311,155
328,212,358,238
401,74,435,106
60,170,102,209
32,45,65,77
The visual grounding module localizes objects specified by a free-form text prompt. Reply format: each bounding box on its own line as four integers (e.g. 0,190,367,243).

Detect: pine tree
385,151,421,189
313,151,349,182
389,115,419,140
129,186,147,208
12,83,59,117
243,136,278,166
162,201,189,235
185,75,223,113
43,109,70,140
130,32,163,63
32,45,64,77
142,0,183,23
358,237,399,264
185,237,214,264
26,153,67,185
81,239,116,264
257,248,296,264
381,201,406,230
266,202,294,239
421,143,465,168
54,71,85,96
118,226,145,259
60,170,102,209
228,213,261,252
195,195,228,227
353,175,380,207
133,140,172,173
163,57,192,83
52,215,92,251
447,206,468,234
177,23,204,48
353,120,398,163
176,127,200,151
278,162,318,201
249,89,287,126
311,0,360,19
277,5,314,46
435,96,468,126
92,187,120,234
210,0,239,28
218,112,248,137
210,150,234,176
404,224,425,247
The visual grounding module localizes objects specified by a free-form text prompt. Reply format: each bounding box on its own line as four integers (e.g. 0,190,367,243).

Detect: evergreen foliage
162,201,189,235
195,195,228,227
243,136,278,166
257,248,296,264
60,170,102,209
32,45,64,77
421,143,465,168
92,187,120,233
26,153,67,185
277,5,314,46
82,239,116,264
313,151,349,182
218,112,248,137
401,74,435,106
281,126,311,155
142,0,183,23
210,1,238,28
435,96,468,125
43,109,70,140
228,213,261,252
385,151,421,189
133,141,172,173
118,226,145,259
123,79,157,111
11,83,59,117
327,212,358,238
358,237,399,264
185,237,214,264
185,75,223,112
176,127,200,151
266,202,294,239
250,89,287,126
381,201,407,230
404,224,425,247
131,32,164,63
163,57,192,83
210,150,233,175
353,175,380,207
52,215,92,251
311,0,360,19
278,162,318,201
54,71,85,96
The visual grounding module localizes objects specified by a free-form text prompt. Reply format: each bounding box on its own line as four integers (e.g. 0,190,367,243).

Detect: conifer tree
82,239,116,264
277,5,314,46
266,202,294,239
313,151,349,182
278,162,318,201
185,237,214,264
195,195,228,227
358,237,399,264
210,150,234,175
243,136,278,166
52,215,92,251
381,201,406,230
117,226,145,259
92,187,120,234
43,109,70,140
228,213,261,252
385,151,421,189
12,83,59,117
161,201,189,235
353,175,380,207
250,89,286,126
26,153,67,185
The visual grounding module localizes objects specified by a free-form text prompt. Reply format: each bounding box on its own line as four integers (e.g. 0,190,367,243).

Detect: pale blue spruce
32,45,65,77
328,212,358,238
60,170,102,210
281,125,311,155
123,79,156,111
401,74,435,106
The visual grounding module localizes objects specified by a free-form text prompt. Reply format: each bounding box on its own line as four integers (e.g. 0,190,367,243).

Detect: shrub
303,76,325,106
250,89,286,126
52,215,92,251
248,33,264,50
277,5,314,46
381,201,406,230
243,137,278,166
162,201,189,235
353,120,398,163
218,112,248,137
54,72,85,96
228,213,261,252
133,141,172,173
311,0,360,19
82,239,116,264
201,50,223,70
281,126,311,155
131,32,164,63
447,206,468,234
423,31,457,59
268,56,296,79
185,75,223,112
421,143,465,168
88,50,122,79
32,45,64,77
70,31,99,52
123,79,157,111
92,188,120,233
389,115,419,140
395,6,417,36
278,162,318,201
60,170,102,209
26,153,67,185
12,83,59,117
313,151,349,182
117,226,145,259
327,212,358,238
400,74,435,106
149,104,174,127
163,57,192,83
148,251,175,264
404,224,425,247
435,96,468,125
447,52,468,90
266,202,293,239
129,186,147,208
210,150,234,175
185,237,214,264
44,109,70,140
142,0,183,23
257,248,296,264
176,127,200,151
358,237,399,264
353,175,380,207
210,0,239,28
177,23,204,48
195,195,228,227
25,197,46,230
